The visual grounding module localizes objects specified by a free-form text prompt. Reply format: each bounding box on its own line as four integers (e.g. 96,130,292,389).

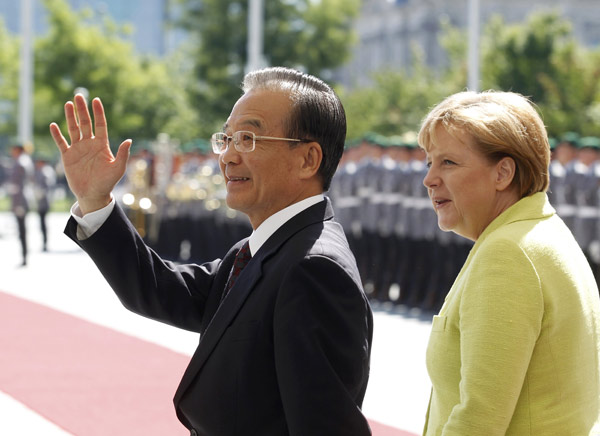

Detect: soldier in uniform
572,136,600,281
548,132,579,232
326,139,361,257
374,133,414,302
8,144,34,266
33,157,57,252
354,133,386,297
398,144,437,307
389,133,418,304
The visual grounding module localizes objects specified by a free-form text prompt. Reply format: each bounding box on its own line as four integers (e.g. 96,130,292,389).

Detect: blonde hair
418,90,550,198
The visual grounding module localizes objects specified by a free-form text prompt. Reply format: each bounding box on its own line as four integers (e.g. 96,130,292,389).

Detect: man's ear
299,142,323,180
495,156,516,191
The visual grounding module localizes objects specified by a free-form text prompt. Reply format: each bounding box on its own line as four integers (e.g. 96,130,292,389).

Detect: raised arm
49,94,131,215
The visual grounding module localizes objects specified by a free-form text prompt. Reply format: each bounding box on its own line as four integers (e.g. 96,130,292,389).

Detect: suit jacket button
190,430,198,436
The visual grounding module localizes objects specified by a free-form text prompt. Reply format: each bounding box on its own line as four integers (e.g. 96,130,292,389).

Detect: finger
92,98,108,141
115,139,132,175
64,101,81,144
74,93,93,139
49,123,69,153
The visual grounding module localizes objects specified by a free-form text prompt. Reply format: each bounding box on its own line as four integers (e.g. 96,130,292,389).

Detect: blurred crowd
3,130,600,309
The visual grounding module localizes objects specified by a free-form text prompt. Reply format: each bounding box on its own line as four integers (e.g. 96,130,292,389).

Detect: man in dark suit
49,67,373,436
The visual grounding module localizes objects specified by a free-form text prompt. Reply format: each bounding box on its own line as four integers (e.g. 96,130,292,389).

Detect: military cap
387,135,405,147
559,131,580,147
344,137,362,149
579,136,600,150
362,131,379,144
372,134,389,148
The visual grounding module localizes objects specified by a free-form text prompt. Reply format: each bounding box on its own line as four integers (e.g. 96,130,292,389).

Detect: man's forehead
223,118,263,132
224,90,292,132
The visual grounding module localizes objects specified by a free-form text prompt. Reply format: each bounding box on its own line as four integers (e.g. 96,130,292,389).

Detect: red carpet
0,291,416,436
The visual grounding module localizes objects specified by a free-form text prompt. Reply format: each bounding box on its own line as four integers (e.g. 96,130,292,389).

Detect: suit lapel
174,198,334,404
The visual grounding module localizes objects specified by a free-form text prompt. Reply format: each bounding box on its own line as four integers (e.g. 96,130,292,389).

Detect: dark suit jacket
65,198,373,436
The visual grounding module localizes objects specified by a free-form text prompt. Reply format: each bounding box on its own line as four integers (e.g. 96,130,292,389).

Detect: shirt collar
248,194,325,256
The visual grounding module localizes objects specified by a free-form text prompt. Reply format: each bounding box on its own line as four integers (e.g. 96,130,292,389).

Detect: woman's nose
423,167,438,188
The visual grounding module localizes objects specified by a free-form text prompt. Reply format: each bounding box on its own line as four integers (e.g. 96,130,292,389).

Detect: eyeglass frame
211,130,307,154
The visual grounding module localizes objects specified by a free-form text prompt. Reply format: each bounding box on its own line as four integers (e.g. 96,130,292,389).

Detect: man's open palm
49,94,131,214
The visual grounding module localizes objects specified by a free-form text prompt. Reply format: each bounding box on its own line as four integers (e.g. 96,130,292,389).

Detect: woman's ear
299,142,323,180
495,156,516,191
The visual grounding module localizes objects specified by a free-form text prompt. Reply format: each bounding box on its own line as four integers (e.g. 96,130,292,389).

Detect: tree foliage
481,14,570,102
31,0,199,156
0,18,19,138
479,12,600,136
171,0,361,138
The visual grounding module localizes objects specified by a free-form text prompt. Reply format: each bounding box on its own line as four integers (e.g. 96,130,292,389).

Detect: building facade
336,0,600,89
0,0,176,56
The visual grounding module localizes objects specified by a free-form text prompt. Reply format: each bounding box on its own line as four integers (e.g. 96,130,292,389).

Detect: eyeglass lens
212,131,255,153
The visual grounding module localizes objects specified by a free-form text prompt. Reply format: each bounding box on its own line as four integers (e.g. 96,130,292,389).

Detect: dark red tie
223,241,251,299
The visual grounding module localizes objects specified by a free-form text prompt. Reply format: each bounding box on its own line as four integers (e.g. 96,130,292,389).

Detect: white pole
246,0,266,73
467,0,480,92
18,0,34,145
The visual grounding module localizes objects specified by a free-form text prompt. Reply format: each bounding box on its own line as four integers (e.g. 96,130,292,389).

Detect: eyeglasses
211,130,304,154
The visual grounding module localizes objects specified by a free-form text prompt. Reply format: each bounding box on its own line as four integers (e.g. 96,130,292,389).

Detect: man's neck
247,194,325,256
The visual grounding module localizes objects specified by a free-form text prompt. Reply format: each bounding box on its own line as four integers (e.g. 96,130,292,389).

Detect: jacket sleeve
273,254,373,436
443,238,543,435
64,202,225,333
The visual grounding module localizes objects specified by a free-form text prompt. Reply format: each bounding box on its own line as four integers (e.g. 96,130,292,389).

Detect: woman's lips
432,198,450,210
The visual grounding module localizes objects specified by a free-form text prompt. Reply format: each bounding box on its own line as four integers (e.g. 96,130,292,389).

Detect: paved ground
0,211,433,435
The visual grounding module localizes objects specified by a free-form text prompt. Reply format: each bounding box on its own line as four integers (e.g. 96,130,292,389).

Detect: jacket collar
475,192,555,246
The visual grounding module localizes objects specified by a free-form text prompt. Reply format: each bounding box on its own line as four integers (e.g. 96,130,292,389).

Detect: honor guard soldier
328,139,363,257
549,132,579,231
573,136,600,280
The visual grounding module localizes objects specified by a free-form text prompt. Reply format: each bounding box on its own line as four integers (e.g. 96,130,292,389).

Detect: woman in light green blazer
418,90,600,435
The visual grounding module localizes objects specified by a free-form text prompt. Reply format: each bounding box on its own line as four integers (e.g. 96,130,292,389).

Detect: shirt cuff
71,197,116,240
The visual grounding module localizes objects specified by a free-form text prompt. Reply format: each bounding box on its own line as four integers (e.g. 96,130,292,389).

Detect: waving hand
49,94,131,215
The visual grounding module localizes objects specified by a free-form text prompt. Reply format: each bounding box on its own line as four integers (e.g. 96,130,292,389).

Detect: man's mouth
228,176,250,182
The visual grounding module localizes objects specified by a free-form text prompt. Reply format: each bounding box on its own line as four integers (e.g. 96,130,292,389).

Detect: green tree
171,0,360,138
481,12,600,137
0,18,19,140
481,13,570,102
32,0,199,157
535,42,600,137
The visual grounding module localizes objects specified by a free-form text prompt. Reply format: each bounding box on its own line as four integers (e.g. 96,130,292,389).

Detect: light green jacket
424,193,600,435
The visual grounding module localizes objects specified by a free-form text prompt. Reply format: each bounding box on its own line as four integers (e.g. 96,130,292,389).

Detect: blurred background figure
33,157,56,252
571,136,600,282
8,144,33,266
547,132,579,231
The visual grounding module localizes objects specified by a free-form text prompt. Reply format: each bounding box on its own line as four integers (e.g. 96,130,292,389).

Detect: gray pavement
0,211,433,435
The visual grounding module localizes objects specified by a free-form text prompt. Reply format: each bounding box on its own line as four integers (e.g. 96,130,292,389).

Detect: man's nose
220,139,241,164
